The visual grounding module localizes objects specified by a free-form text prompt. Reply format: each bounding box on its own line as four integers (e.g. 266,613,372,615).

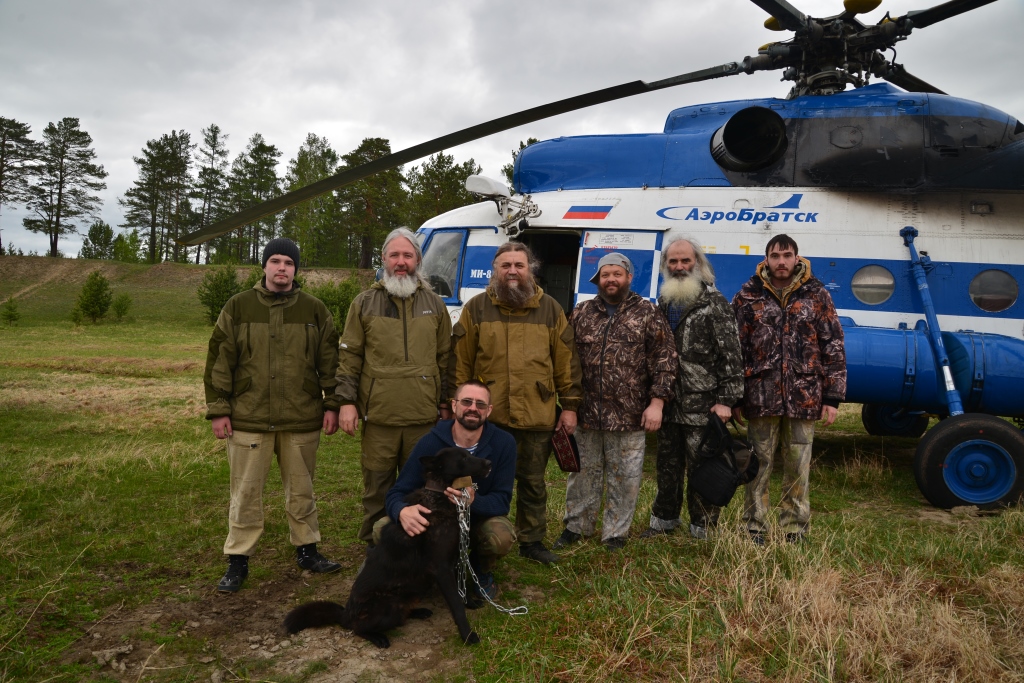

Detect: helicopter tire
861,404,929,438
913,414,1024,509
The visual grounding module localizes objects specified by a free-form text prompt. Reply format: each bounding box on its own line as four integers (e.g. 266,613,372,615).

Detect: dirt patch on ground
62,547,478,682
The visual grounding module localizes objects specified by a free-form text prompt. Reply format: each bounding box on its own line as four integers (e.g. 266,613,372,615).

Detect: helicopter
180,0,1024,510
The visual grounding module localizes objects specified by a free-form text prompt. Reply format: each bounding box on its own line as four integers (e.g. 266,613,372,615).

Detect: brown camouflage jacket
660,282,745,426
569,290,677,431
731,257,847,420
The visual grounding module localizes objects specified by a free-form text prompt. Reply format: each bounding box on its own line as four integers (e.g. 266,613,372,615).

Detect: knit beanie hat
262,238,300,273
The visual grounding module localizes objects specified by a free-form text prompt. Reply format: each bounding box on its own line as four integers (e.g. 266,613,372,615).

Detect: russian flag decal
563,205,613,220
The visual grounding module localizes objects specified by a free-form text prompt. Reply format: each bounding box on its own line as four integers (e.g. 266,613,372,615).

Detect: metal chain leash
455,486,528,615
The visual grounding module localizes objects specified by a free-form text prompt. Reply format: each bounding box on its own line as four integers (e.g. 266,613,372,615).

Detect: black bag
689,414,759,507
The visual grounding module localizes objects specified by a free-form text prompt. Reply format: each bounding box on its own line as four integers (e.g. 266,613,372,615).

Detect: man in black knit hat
204,237,343,592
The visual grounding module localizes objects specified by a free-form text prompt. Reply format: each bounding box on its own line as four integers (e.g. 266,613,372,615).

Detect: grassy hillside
1,256,1023,682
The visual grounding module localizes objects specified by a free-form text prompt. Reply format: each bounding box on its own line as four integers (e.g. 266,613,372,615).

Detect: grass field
2,256,1023,682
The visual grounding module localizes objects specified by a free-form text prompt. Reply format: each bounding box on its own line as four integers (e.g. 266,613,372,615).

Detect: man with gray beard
336,227,452,547
639,236,744,540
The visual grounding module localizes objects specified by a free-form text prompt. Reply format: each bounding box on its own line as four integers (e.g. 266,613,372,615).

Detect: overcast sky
1,0,1020,256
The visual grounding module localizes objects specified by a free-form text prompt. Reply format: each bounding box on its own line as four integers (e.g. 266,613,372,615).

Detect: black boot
518,541,560,565
217,555,248,593
296,543,341,573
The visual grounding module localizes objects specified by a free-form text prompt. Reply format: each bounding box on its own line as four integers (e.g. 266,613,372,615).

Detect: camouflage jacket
660,283,744,426
731,257,847,420
570,291,677,431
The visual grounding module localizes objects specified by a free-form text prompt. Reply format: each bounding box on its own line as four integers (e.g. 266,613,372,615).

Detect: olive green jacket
450,286,583,431
204,282,341,433
335,280,452,426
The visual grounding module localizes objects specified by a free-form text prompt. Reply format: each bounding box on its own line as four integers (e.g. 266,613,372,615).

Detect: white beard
660,267,704,307
382,271,419,299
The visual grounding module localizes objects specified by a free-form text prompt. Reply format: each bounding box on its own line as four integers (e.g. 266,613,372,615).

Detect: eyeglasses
455,398,490,410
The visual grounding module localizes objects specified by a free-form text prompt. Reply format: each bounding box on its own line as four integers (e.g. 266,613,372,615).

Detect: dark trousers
650,422,721,530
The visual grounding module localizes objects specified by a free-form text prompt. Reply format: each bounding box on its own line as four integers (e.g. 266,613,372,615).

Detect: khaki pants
501,426,555,544
373,514,516,572
223,429,322,556
743,417,815,535
564,428,646,542
359,422,434,543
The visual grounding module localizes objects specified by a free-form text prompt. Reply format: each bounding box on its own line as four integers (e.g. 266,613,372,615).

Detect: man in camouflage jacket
638,237,745,540
553,253,676,552
732,234,846,543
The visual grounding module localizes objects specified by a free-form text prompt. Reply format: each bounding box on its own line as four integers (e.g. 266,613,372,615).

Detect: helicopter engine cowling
710,106,789,172
843,321,1024,417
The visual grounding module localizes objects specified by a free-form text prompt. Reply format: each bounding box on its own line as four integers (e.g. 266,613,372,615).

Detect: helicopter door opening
575,230,663,306
517,232,580,315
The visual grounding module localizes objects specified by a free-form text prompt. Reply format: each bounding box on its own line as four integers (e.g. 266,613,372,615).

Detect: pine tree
22,118,108,258
0,296,20,326
197,266,242,324
282,133,341,266
0,117,40,254
227,134,281,264
406,151,482,230
77,270,113,322
338,138,407,269
79,220,115,259
193,124,230,264
501,138,540,188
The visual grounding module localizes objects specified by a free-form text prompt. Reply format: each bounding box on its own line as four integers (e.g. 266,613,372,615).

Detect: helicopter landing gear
861,404,929,438
913,414,1024,509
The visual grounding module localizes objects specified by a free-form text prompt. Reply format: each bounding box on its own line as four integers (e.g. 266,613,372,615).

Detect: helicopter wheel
861,404,929,438
913,414,1024,509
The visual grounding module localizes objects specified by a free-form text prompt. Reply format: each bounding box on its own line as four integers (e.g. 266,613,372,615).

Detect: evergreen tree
227,134,281,264
77,270,113,322
22,118,108,258
197,266,242,324
0,117,40,254
79,220,115,259
193,124,230,264
338,138,407,269
501,138,540,188
111,292,132,321
282,133,341,266
405,151,482,230
1,296,20,326
111,229,144,263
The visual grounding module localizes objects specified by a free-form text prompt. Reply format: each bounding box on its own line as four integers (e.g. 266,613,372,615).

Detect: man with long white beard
336,227,452,547
450,241,583,565
639,236,744,541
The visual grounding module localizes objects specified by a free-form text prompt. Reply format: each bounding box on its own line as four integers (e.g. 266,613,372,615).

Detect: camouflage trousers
649,422,721,531
502,426,555,544
743,416,815,535
564,428,646,542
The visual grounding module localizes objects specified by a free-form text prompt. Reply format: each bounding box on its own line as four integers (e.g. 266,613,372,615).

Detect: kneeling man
380,380,516,606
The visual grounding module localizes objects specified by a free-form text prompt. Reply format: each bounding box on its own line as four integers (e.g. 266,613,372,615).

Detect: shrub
112,293,133,321
77,271,113,322
1,297,20,326
306,276,364,333
70,305,85,326
197,266,242,324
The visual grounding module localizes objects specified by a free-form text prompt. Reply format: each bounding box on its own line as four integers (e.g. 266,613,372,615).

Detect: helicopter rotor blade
178,62,753,246
902,0,1000,29
881,63,946,94
747,0,808,30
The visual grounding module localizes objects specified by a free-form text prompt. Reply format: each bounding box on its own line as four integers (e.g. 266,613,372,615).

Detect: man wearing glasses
380,380,517,607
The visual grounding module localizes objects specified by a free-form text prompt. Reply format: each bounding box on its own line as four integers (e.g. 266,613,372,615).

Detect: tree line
0,116,497,267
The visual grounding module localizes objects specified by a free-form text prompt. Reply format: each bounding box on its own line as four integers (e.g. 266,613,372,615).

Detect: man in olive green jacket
336,228,452,545
450,241,583,565
205,238,342,593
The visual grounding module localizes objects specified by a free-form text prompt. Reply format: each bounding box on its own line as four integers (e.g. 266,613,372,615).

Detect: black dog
283,447,491,648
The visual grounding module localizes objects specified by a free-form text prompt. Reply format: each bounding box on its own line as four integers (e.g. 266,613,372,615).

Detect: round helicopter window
851,265,895,305
969,269,1018,312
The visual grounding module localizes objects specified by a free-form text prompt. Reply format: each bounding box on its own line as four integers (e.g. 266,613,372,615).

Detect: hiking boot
749,531,766,547
603,537,627,552
639,527,672,539
552,529,583,550
689,524,707,540
785,533,805,544
217,555,248,593
465,572,498,609
296,543,341,574
519,541,560,565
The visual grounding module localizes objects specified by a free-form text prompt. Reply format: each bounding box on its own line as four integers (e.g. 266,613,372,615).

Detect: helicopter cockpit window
850,265,895,305
969,269,1018,312
420,231,464,299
